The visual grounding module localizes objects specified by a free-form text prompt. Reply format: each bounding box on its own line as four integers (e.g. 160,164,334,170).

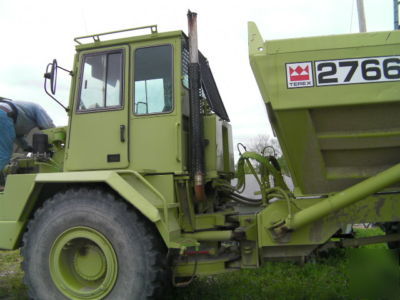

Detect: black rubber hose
230,196,262,206
230,192,262,202
229,192,262,206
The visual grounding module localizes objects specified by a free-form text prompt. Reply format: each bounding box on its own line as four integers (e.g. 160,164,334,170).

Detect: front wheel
21,188,168,300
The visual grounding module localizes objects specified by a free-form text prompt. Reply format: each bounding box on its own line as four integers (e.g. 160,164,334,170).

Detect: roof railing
74,25,158,45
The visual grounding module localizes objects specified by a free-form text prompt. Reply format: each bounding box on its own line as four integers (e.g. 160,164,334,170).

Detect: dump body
249,23,400,195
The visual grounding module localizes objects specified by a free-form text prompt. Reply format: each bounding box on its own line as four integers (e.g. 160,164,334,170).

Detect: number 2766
315,56,400,86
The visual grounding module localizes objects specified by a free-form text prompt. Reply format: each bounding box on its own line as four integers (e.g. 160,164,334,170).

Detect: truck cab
64,26,234,176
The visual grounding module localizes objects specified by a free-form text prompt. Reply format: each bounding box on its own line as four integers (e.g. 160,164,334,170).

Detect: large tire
21,188,168,300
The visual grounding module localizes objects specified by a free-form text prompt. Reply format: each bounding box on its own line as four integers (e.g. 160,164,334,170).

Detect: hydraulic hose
229,192,262,206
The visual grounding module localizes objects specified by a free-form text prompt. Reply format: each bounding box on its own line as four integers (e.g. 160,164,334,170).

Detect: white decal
315,56,400,86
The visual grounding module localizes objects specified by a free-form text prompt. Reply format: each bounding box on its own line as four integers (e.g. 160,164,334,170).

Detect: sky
0,0,394,150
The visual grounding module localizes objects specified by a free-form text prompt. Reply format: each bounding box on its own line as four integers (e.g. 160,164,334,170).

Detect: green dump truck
1,12,400,299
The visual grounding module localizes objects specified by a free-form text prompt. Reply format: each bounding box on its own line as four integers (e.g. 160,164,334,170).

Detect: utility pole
356,0,367,32
394,0,399,30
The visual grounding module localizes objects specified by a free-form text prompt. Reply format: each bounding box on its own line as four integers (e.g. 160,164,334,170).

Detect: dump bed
249,23,400,195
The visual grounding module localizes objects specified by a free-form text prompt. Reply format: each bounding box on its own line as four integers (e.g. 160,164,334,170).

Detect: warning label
286,62,314,88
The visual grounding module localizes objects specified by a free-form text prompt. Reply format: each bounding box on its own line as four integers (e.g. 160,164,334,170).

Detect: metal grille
182,40,230,122
199,52,230,122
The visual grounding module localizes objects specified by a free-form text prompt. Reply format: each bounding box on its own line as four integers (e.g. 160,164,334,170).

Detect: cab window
134,45,173,115
78,51,123,111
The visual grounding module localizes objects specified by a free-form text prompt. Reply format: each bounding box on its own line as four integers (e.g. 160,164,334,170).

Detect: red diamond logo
289,65,310,81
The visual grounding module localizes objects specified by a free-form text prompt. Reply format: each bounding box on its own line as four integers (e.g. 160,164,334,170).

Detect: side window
134,45,173,115
182,43,190,89
78,51,123,111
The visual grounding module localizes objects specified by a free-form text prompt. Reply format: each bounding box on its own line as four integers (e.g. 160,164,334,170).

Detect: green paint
49,226,118,299
0,19,399,292
249,22,400,195
283,163,400,232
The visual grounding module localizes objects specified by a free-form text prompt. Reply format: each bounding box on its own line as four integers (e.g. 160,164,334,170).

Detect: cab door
65,46,129,171
130,40,185,173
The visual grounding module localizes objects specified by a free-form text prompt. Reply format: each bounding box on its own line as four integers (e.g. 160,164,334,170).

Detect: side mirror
44,59,58,95
50,59,58,95
44,59,70,112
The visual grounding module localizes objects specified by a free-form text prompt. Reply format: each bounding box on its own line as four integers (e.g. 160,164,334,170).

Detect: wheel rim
49,226,118,299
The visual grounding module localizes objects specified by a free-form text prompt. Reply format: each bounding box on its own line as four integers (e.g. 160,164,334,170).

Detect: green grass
167,254,349,300
0,250,27,299
0,228,395,300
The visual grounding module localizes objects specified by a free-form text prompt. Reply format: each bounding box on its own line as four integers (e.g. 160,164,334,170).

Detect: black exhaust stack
188,11,206,202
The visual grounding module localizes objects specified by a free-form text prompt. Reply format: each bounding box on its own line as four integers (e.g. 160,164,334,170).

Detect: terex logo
289,65,310,81
286,62,314,88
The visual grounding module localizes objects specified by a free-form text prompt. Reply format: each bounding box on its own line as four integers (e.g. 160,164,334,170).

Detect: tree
243,134,288,175
248,134,282,157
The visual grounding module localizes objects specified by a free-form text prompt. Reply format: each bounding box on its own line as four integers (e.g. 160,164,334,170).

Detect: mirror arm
58,65,74,76
44,77,69,112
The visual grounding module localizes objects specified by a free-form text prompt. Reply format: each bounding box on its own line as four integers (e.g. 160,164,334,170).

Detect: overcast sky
0,0,394,149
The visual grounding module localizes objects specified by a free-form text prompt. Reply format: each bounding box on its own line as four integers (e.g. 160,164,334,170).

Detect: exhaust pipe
187,11,206,202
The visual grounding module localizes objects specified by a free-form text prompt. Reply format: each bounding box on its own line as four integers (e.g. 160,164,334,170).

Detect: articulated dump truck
1,12,400,299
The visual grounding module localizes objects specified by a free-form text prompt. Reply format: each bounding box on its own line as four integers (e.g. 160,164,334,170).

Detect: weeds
0,228,394,300
0,250,27,299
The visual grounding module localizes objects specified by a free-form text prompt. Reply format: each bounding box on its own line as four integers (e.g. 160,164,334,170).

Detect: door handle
120,125,126,143
176,122,181,162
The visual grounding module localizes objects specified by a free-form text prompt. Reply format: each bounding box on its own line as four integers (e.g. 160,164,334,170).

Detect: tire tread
21,187,168,299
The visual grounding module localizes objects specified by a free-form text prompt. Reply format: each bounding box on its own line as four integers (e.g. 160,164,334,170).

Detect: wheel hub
49,226,118,299
73,244,107,281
